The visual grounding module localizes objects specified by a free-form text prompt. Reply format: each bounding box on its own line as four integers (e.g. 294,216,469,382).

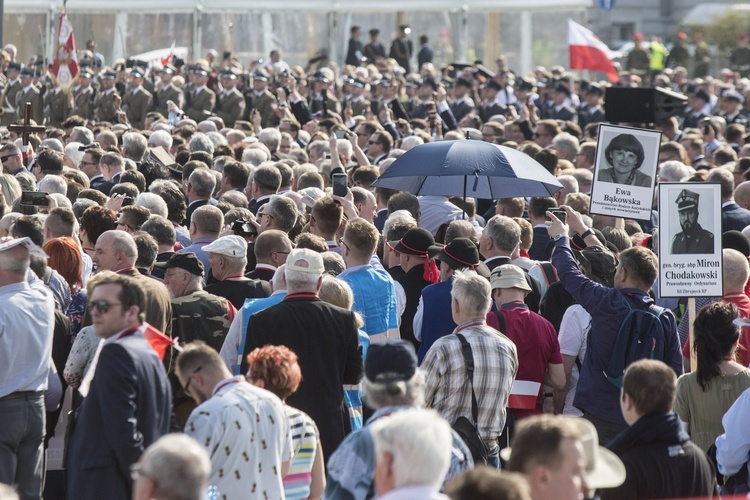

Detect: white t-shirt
558,304,590,416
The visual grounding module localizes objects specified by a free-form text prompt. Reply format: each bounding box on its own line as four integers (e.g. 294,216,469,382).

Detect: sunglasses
183,366,203,396
88,300,122,313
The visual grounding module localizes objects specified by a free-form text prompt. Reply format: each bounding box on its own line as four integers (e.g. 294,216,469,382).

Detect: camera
232,218,257,237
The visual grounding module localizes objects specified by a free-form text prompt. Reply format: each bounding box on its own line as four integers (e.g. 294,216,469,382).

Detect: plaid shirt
423,321,518,440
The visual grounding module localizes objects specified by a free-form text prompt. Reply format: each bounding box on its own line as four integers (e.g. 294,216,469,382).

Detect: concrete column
519,10,532,76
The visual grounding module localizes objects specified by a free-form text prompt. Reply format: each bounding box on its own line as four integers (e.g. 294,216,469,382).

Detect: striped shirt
283,406,319,499
423,322,518,439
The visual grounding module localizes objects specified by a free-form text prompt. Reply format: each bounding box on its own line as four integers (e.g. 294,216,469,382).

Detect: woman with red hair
247,345,325,499
44,236,86,337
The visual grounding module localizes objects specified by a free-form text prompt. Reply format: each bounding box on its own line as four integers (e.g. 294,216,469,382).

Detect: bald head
724,248,749,292
735,181,750,210
93,230,137,272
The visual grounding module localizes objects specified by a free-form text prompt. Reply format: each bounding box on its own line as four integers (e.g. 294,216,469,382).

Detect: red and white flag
51,11,79,92
508,380,542,410
568,19,619,83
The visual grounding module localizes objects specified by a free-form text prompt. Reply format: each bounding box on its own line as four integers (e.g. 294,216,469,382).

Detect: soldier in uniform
161,252,234,425
666,32,690,69
214,68,246,128
184,62,215,123
578,82,606,128
0,62,23,126
730,33,750,78
307,71,340,119
541,83,577,123
478,79,508,124
346,78,370,117
364,28,387,64
448,77,476,123
720,90,748,126
94,68,119,123
153,64,184,118
402,75,421,118
672,189,715,255
693,33,711,78
625,33,650,76
389,25,413,73
45,79,74,128
122,68,153,130
15,67,44,124
72,68,97,121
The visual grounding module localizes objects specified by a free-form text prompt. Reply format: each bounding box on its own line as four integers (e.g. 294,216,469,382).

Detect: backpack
594,299,666,389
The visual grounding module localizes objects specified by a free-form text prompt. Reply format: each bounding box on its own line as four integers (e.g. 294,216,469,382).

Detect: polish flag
568,19,619,83
52,11,79,92
142,324,174,360
508,380,542,410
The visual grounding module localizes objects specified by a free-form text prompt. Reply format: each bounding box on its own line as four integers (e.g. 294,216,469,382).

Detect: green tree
699,9,750,51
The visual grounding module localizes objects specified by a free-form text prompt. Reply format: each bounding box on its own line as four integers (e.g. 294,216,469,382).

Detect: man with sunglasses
0,143,25,175
66,272,171,500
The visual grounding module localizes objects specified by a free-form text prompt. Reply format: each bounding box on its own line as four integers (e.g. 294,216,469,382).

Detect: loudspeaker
604,87,687,123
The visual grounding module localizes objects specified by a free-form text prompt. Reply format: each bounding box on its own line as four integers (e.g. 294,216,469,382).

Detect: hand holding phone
332,173,348,198
21,191,49,207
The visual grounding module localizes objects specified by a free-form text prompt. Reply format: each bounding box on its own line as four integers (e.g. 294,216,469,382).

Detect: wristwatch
580,228,594,239
553,233,566,241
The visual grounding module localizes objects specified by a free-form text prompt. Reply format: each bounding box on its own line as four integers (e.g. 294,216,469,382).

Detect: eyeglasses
368,141,378,145
79,160,99,166
533,132,547,138
0,154,16,163
116,221,134,231
338,237,350,252
183,366,203,396
260,212,274,222
88,300,122,313
273,250,290,257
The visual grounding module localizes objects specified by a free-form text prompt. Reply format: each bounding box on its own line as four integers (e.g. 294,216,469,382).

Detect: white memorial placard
589,124,661,220
658,182,723,298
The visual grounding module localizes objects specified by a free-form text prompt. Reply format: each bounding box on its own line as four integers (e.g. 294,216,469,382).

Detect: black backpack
591,298,666,389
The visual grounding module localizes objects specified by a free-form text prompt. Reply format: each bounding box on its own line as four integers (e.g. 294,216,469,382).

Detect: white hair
206,131,228,147
64,142,84,167
284,268,320,292
242,148,269,166
556,174,579,194
370,408,452,491
451,269,492,318
400,135,424,151
552,132,580,159
271,264,287,291
336,138,353,159
148,129,173,150
188,132,215,155
139,434,211,500
658,160,693,182
49,193,72,210
382,209,417,239
258,128,281,153
122,131,148,161
135,192,169,218
38,175,68,195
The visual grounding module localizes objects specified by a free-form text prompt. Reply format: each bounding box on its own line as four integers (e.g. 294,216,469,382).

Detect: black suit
529,226,554,261
722,202,750,232
66,330,172,500
479,102,508,124
543,104,577,123
242,294,363,458
185,199,209,226
683,111,707,129
245,266,275,282
395,266,432,351
417,45,433,69
485,256,542,313
346,38,364,66
449,98,475,123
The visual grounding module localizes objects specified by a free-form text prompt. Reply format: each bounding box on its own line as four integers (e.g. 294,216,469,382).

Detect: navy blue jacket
66,330,172,500
550,236,682,424
722,201,750,232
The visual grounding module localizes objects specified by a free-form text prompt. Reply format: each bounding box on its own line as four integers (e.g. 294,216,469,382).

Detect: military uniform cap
676,189,699,211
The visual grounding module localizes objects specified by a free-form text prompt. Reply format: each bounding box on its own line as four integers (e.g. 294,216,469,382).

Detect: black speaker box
604,87,687,123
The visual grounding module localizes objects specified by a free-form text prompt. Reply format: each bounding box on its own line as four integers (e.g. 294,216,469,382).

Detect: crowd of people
0,22,749,500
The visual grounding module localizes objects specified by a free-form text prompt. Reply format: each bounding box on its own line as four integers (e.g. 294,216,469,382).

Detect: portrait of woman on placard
597,133,652,187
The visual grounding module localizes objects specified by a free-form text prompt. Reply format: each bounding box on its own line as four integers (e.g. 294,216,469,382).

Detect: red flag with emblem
51,11,79,93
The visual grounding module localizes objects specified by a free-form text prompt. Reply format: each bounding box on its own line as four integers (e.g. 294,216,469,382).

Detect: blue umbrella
371,140,563,200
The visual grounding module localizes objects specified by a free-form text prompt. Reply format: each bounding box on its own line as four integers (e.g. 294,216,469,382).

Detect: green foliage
698,10,750,51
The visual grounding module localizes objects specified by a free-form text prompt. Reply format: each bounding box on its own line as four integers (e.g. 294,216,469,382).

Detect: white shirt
185,377,293,500
557,304,590,417
377,485,450,500
417,196,464,236
0,279,54,396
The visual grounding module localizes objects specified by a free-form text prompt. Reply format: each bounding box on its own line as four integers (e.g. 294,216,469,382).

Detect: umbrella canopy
371,140,563,199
